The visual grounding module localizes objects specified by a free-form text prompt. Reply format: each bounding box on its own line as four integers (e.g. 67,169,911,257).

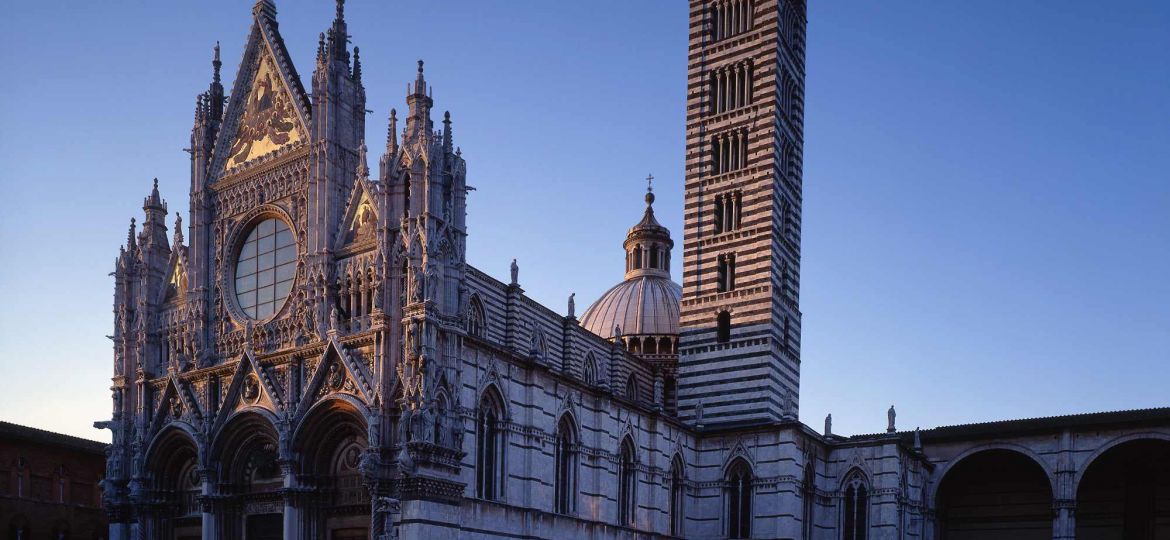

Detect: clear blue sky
1,2,1167,442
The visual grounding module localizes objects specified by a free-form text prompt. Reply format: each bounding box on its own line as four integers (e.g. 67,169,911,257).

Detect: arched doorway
145,427,202,539
1076,438,1170,539
214,412,283,540
936,449,1052,539
295,399,370,539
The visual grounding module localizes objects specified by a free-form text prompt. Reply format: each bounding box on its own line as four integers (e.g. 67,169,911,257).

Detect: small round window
234,218,296,320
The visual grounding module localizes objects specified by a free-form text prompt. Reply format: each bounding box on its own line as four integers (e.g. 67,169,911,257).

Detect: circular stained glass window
234,218,296,320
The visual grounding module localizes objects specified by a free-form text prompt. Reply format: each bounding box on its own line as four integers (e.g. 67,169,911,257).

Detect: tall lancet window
553,416,577,514
726,459,753,538
618,437,637,526
476,388,506,500
670,456,685,536
842,470,869,540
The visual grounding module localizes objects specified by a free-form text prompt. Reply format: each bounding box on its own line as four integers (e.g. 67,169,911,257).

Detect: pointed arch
841,467,870,540
726,457,753,538
625,374,639,403
210,410,281,496
670,453,686,536
476,384,507,501
581,352,598,386
554,413,579,514
144,425,202,520
618,435,638,526
467,294,487,338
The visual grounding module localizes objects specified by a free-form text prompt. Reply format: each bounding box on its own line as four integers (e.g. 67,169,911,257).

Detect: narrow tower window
717,254,736,292
717,311,731,343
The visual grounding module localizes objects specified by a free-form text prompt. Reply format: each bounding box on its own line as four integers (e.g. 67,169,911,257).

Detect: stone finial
386,108,398,155
442,111,452,151
887,404,897,433
212,42,222,84
824,413,832,437
126,218,137,249
352,46,362,82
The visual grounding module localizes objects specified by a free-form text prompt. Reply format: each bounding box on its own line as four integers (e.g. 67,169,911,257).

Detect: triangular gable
336,179,380,250
296,338,373,419
214,351,283,430
161,251,188,304
212,9,310,176
149,374,202,436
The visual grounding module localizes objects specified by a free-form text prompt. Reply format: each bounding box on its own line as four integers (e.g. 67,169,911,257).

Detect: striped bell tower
678,0,806,428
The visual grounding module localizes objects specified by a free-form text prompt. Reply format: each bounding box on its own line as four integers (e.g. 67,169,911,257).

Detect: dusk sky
1,1,1167,443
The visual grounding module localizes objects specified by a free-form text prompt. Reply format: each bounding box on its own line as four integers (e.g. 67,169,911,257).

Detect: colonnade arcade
137,399,373,539
931,435,1170,540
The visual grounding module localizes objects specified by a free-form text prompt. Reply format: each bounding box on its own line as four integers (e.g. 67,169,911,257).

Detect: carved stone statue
424,264,437,302
567,293,575,318
824,413,832,437
887,404,897,433
509,258,518,285
329,306,339,332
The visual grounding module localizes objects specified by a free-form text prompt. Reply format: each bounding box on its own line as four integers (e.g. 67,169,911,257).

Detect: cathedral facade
97,1,1170,539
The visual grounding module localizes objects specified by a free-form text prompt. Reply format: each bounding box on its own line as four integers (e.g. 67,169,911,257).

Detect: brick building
0,422,107,539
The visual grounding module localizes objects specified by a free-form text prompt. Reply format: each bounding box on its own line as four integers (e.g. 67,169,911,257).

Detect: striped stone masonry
679,0,807,428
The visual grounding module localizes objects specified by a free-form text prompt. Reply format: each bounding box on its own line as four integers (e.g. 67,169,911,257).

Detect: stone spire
406,60,434,139
327,0,349,63
208,42,224,122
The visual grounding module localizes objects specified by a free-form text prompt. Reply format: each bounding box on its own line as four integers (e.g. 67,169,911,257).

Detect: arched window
842,470,869,540
726,459,753,538
582,354,597,386
717,253,736,292
467,296,486,338
649,245,660,269
633,245,643,269
670,456,685,536
554,416,577,514
625,375,639,402
717,311,731,343
618,438,637,526
476,388,506,500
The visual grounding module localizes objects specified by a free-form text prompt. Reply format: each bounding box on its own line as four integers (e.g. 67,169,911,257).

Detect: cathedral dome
579,275,682,338
579,180,681,341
